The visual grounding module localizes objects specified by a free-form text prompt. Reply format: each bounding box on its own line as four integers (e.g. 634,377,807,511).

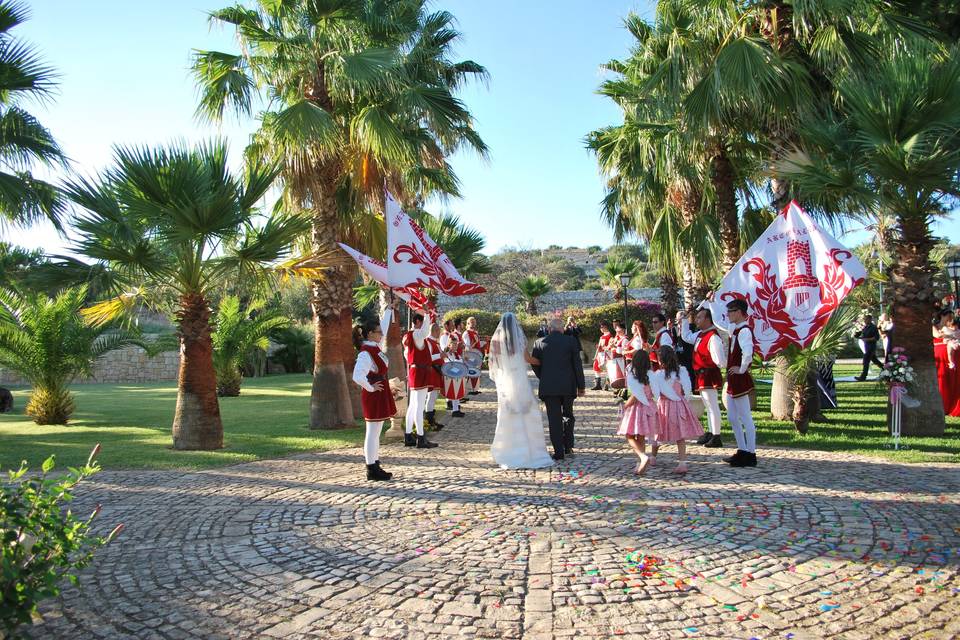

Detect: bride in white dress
489,313,554,469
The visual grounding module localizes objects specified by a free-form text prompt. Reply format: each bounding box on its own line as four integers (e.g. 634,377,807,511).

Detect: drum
463,349,484,369
606,358,626,390
441,361,468,378
466,367,481,378
443,374,467,401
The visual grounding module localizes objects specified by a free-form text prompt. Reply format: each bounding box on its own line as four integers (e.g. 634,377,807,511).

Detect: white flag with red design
385,195,486,296
337,242,434,314
705,201,866,358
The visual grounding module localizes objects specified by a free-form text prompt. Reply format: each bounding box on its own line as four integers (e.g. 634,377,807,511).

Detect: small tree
0,287,149,424
212,296,289,397
596,257,642,294
518,276,552,315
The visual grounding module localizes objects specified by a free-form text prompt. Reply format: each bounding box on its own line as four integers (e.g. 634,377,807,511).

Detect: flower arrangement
878,347,914,386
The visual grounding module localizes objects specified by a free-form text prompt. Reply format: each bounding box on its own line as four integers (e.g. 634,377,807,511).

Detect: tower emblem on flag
706,201,866,358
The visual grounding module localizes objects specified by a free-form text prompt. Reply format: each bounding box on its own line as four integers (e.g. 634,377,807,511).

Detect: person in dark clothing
530,318,586,461
564,316,583,353
854,314,884,381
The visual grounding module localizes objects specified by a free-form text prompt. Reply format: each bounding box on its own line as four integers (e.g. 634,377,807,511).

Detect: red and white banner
338,242,434,315
386,195,486,296
705,201,866,358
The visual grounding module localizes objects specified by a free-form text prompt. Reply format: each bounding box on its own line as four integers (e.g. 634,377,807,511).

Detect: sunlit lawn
1,366,958,471
0,374,364,471
753,364,960,464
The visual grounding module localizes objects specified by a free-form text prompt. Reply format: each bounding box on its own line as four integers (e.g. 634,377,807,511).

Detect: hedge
442,309,539,337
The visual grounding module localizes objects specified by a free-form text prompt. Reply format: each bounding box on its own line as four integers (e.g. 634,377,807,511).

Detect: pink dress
617,376,659,436
656,371,703,441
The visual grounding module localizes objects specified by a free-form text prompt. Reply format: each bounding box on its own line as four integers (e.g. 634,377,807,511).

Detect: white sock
405,388,428,436
726,394,746,450
427,389,439,411
452,399,460,412
364,421,382,464
701,389,722,435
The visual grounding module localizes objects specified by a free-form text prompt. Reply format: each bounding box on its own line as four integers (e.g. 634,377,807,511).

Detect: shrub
442,309,540,338
269,324,314,373
1,445,122,636
559,300,663,342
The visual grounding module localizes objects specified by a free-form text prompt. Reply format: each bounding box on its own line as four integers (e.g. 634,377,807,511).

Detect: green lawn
752,364,960,464
1,367,958,471
0,374,364,471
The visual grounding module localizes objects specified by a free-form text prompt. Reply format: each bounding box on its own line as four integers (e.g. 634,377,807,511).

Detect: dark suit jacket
531,331,586,398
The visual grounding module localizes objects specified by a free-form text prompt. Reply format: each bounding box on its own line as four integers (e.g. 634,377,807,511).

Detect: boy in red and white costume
424,324,446,431
402,313,439,448
723,299,757,467
463,316,485,395
592,321,614,390
443,333,467,417
681,307,726,448
647,313,673,371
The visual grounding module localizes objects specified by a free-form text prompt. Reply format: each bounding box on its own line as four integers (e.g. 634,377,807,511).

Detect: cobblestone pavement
31,375,960,639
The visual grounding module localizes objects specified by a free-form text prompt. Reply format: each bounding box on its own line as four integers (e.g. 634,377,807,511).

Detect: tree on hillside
518,276,551,315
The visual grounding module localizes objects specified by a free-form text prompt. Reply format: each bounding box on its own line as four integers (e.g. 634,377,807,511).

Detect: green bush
1,445,122,636
559,300,663,342
269,324,314,373
442,309,541,337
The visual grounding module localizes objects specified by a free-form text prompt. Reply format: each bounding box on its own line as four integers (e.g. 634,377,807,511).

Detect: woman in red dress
352,315,397,481
933,309,960,417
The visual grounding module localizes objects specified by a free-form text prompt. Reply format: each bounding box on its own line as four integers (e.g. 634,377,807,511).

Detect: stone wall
438,288,664,316
0,340,180,386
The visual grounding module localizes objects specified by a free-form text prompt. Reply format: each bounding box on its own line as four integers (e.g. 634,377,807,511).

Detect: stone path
31,376,960,639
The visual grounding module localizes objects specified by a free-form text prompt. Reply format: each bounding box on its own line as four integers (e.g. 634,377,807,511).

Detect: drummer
463,316,485,395
443,333,467,418
606,320,630,389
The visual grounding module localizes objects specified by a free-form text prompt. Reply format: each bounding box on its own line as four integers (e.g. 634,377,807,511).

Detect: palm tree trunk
26,384,75,425
309,178,355,429
770,357,793,420
660,272,680,320
172,293,223,450
711,146,740,272
890,214,944,435
678,186,712,309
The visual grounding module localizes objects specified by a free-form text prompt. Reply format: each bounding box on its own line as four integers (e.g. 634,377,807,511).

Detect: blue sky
16,0,958,257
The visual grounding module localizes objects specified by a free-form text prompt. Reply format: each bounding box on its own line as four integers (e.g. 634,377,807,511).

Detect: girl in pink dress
653,345,702,474
618,350,661,475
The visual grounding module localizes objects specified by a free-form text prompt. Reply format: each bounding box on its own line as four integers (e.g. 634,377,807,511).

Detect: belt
368,375,386,382
694,368,719,374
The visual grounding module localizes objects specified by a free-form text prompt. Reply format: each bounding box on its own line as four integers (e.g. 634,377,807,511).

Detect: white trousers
701,388,722,435
427,389,439,411
405,388,428,435
364,421,382,464
725,393,756,452
451,399,460,411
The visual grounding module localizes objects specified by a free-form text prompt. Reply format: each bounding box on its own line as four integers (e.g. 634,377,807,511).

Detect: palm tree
193,1,487,429
211,296,289,397
780,44,960,436
595,257,642,293
65,140,311,450
0,286,148,424
518,276,551,315
0,1,68,231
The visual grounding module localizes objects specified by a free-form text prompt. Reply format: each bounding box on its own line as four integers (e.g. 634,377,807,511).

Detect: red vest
693,328,723,391
403,329,432,389
358,344,397,421
425,337,444,389
726,325,755,397
464,329,480,350
649,328,668,371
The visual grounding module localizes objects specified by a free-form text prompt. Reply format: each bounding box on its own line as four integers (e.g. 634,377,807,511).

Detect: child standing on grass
618,350,661,475
652,345,702,475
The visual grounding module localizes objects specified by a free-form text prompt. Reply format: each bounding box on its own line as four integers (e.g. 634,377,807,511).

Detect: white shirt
439,331,451,351
611,333,629,357
463,329,479,350
681,323,727,368
653,327,673,348
728,321,754,375
626,373,658,406
352,310,392,392
652,368,692,401
406,317,433,352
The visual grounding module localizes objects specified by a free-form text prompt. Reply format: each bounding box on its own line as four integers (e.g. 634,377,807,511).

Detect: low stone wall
438,288,663,316
0,342,180,386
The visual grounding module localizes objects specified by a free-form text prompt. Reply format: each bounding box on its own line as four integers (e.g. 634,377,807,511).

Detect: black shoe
603,383,611,391
724,449,746,464
404,432,417,447
469,391,481,395
730,451,757,468
451,410,465,417
551,453,565,462
446,400,453,410
366,464,391,481
591,379,602,391
373,461,393,480
696,432,712,446
425,411,444,431
460,397,469,403
416,435,439,449
565,448,574,457
704,434,723,448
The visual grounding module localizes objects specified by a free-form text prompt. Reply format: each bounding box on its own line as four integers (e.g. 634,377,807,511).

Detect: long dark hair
631,350,650,385
658,345,680,378
352,321,379,350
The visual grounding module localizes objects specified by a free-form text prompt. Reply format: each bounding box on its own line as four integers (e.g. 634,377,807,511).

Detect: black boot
425,410,444,431
696,431,712,445
404,432,417,447
366,464,391,481
373,461,393,480
591,378,602,391
724,450,746,465
704,434,723,448
416,434,439,449
730,450,756,468
446,400,453,410
451,410,465,417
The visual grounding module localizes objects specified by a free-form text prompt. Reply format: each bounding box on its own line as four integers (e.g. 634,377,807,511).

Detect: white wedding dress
489,313,554,469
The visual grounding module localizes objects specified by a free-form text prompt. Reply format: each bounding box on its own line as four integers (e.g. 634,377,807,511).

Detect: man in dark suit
854,314,883,381
530,318,585,461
